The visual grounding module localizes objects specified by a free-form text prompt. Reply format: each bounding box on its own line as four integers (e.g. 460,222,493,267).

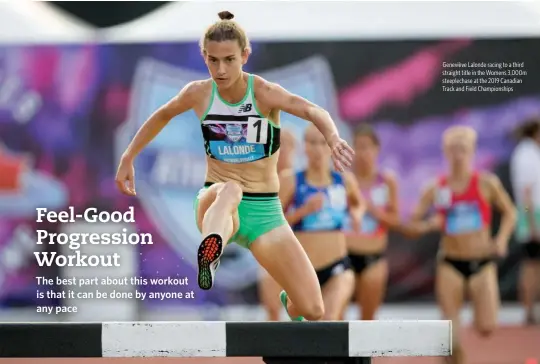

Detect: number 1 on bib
246,117,268,144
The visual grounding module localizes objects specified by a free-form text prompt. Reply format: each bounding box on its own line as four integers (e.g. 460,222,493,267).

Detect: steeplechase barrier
0,320,452,363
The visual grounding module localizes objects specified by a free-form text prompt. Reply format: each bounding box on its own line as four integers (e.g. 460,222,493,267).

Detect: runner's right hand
115,156,136,196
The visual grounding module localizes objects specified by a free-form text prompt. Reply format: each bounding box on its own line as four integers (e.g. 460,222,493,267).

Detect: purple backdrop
1,39,539,307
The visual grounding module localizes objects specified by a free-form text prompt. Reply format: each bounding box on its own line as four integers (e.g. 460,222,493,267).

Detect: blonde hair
442,125,477,146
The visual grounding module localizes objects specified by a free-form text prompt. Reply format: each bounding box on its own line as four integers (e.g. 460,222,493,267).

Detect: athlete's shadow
263,358,371,364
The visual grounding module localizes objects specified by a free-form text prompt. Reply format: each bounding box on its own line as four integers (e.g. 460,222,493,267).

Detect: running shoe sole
197,233,223,290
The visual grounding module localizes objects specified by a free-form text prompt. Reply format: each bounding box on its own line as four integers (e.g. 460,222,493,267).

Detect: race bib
445,202,482,234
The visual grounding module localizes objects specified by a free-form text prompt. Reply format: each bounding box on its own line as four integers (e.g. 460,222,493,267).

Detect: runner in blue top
279,125,364,320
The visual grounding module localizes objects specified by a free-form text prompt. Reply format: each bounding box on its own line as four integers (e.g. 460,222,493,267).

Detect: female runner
402,126,517,363
115,11,354,321
346,124,400,320
279,125,364,320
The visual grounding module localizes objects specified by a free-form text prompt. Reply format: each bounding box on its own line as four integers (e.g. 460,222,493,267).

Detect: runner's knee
298,298,324,321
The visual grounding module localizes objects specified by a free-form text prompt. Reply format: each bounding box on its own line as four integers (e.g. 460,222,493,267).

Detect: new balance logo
238,103,252,113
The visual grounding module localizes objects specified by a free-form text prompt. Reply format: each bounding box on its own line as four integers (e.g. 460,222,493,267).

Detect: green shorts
193,183,288,249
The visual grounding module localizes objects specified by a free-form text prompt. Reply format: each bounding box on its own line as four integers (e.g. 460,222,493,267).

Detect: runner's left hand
328,136,354,172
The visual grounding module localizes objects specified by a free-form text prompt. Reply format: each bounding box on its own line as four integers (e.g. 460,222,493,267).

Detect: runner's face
204,40,247,88
354,135,378,168
444,139,474,166
305,127,331,169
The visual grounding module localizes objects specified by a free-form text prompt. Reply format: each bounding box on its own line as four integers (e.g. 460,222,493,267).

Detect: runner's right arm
121,81,201,162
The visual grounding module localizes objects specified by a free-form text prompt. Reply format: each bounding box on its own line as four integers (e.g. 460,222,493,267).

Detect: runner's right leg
195,181,242,290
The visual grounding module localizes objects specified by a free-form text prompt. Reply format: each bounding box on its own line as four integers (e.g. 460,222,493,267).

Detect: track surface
3,326,538,364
